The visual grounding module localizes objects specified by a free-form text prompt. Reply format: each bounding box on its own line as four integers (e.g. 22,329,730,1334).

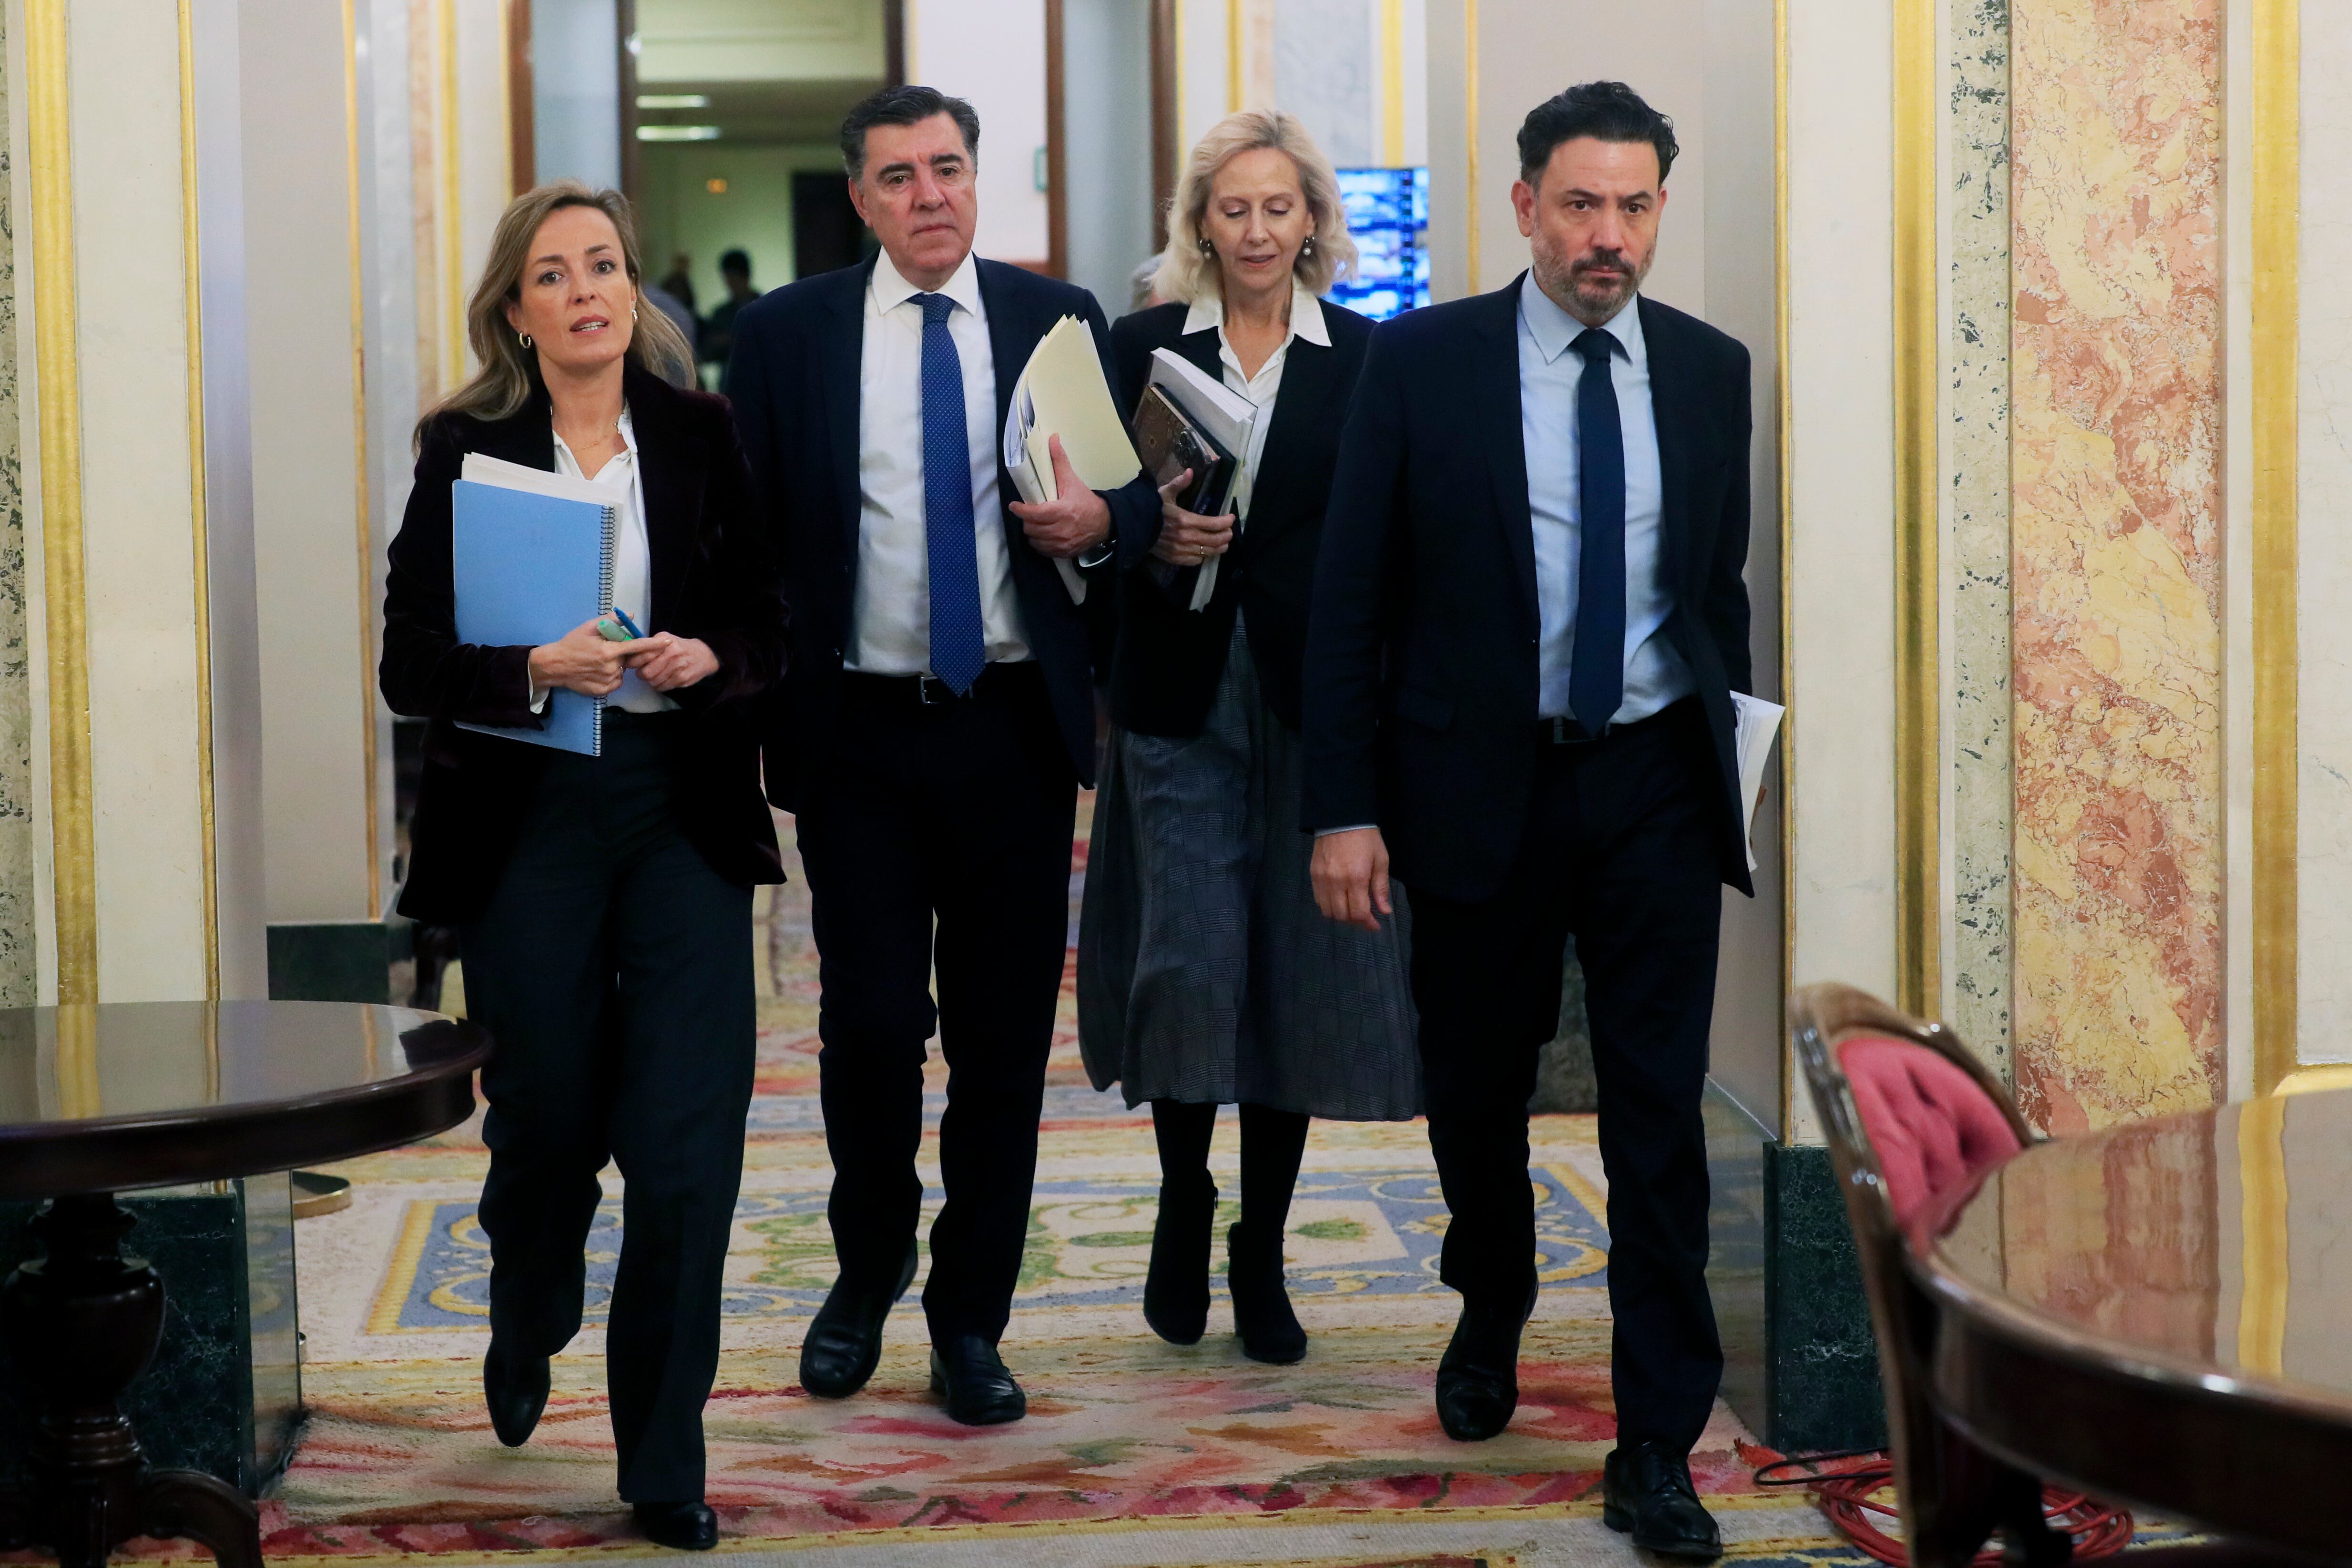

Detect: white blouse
552,407,675,714
1177,283,1332,607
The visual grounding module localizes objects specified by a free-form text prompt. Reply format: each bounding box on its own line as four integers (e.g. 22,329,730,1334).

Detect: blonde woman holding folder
380,182,788,1551
1076,111,1418,1366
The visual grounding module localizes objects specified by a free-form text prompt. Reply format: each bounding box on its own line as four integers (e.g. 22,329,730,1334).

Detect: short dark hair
840,84,981,180
1517,81,1678,187
718,248,751,276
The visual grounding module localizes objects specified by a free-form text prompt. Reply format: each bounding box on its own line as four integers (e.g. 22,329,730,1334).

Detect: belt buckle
916,675,958,706
1549,716,1603,745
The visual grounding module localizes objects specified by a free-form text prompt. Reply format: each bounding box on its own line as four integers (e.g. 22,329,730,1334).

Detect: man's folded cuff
1314,825,1377,837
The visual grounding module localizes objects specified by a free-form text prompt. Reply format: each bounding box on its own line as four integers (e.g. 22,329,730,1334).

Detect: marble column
2009,0,2224,1131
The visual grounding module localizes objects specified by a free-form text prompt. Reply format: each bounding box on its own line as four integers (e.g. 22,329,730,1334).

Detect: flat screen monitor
1327,166,1430,322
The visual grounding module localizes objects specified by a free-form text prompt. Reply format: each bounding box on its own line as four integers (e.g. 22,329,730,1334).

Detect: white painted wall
241,0,377,930
533,0,621,191
636,0,886,84
908,0,1050,265
2295,0,2352,1065
1063,0,1154,315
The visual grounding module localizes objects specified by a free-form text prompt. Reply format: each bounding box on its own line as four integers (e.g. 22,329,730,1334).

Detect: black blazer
1302,278,1755,904
380,366,791,924
724,255,1161,810
1106,298,1374,736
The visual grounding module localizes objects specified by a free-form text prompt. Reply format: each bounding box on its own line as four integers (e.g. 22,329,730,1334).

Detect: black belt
842,662,1039,708
1536,698,1695,746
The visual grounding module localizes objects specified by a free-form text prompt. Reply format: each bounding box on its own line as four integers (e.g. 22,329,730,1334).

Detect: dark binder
1130,385,1239,517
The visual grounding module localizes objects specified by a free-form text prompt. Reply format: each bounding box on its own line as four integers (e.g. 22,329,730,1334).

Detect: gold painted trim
439,0,465,389
1890,0,1939,1018
1463,0,1478,294
2236,1092,2288,1375
1775,0,1794,1134
26,0,95,1005
344,0,382,919
1379,0,1405,167
2271,1063,2352,1099
178,0,220,1002
2250,0,2298,1094
1225,0,1241,113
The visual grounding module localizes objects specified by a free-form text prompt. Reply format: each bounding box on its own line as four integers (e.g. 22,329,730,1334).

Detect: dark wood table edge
0,1019,491,1199
1914,1149,2352,1563
0,1012,490,1568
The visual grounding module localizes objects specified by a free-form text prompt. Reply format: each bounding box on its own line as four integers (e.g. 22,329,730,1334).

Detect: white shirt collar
870,246,984,318
1519,274,1645,368
1182,281,1331,348
554,403,637,481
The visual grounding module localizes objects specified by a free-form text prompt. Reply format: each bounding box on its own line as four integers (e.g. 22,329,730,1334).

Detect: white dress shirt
549,406,675,714
1518,279,1691,724
850,249,1030,673
1182,281,1331,525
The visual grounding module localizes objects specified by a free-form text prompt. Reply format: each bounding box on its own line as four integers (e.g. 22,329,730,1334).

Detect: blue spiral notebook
451,452,622,756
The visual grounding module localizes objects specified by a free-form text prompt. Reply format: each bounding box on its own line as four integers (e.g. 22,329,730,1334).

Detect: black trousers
795,663,1078,1343
462,712,756,1503
1408,698,1725,1455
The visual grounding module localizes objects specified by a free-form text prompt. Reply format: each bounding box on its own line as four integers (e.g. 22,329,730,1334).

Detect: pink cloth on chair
1837,1035,2021,1235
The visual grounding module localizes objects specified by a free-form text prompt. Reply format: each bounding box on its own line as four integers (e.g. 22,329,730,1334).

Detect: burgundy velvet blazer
379,365,790,924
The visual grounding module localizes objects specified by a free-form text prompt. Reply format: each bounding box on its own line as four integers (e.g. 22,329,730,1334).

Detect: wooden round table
1917,1089,2352,1560
0,1001,489,1568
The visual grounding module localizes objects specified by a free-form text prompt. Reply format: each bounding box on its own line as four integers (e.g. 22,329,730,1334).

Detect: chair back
1789,982,2035,1567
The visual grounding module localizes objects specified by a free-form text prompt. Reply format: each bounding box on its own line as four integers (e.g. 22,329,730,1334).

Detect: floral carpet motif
37,800,1905,1565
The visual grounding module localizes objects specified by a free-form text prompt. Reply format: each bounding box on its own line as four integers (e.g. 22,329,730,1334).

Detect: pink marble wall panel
2011,0,2223,1130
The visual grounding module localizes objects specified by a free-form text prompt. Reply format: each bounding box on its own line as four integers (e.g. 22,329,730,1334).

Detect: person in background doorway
1303,81,1751,1560
379,181,788,1552
658,250,698,314
1078,110,1416,1367
1127,255,1165,314
643,279,700,388
697,247,758,376
725,85,1159,1427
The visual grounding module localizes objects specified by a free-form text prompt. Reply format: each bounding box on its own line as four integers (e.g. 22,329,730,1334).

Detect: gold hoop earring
519,332,533,348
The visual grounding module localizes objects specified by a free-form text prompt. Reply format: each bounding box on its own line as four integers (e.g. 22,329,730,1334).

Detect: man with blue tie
726,85,1156,1426
1303,82,1751,1559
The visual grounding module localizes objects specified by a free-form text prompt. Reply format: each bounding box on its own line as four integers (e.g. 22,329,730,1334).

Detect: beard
1532,238,1651,324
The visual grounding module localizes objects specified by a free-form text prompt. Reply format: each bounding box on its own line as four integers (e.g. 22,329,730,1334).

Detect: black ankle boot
1144,1171,1216,1344
1227,1221,1306,1364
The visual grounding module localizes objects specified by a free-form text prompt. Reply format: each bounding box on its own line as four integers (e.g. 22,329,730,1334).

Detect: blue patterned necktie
918,292,986,693
1568,327,1626,736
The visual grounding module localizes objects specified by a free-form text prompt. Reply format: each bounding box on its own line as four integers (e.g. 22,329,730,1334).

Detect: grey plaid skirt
1076,621,1421,1119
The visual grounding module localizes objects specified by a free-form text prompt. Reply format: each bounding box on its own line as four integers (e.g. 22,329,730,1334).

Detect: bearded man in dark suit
1303,81,1753,1561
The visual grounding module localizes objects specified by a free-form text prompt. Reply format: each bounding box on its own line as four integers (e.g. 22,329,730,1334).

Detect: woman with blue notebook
379,181,788,1552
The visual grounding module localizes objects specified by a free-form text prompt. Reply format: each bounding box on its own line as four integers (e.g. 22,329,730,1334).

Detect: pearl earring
1198,238,1214,257
1301,236,1315,257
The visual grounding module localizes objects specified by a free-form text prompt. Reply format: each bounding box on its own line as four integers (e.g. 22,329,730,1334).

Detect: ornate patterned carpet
243,802,1887,1563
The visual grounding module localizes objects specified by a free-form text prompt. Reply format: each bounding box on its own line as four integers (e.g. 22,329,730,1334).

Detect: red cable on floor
1753,1452,2135,1566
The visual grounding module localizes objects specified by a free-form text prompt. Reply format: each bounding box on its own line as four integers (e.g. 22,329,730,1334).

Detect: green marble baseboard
267,919,393,1004
1705,1083,1887,1455
0,1176,302,1496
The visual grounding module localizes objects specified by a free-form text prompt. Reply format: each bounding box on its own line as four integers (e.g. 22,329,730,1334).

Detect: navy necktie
1568,328,1626,736
918,292,986,693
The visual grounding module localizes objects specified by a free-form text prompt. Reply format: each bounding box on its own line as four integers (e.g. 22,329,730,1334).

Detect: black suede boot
1143,1170,1216,1344
1227,1221,1306,1364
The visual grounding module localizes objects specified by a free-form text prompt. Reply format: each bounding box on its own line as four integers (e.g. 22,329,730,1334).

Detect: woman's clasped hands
529,618,719,698
1151,468,1236,568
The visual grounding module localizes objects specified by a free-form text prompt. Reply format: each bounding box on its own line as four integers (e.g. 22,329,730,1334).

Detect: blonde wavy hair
1156,110,1356,306
417,181,695,444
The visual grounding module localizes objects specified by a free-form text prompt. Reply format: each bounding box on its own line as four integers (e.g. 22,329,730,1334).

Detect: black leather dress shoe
1434,1293,1531,1441
928,1335,1027,1425
799,1240,918,1399
1603,1441,1722,1560
482,1342,550,1447
631,1500,718,1551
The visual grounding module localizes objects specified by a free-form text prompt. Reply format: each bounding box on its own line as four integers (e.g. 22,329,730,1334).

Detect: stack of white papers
1002,316,1143,602
1146,349,1258,610
1731,692,1786,872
